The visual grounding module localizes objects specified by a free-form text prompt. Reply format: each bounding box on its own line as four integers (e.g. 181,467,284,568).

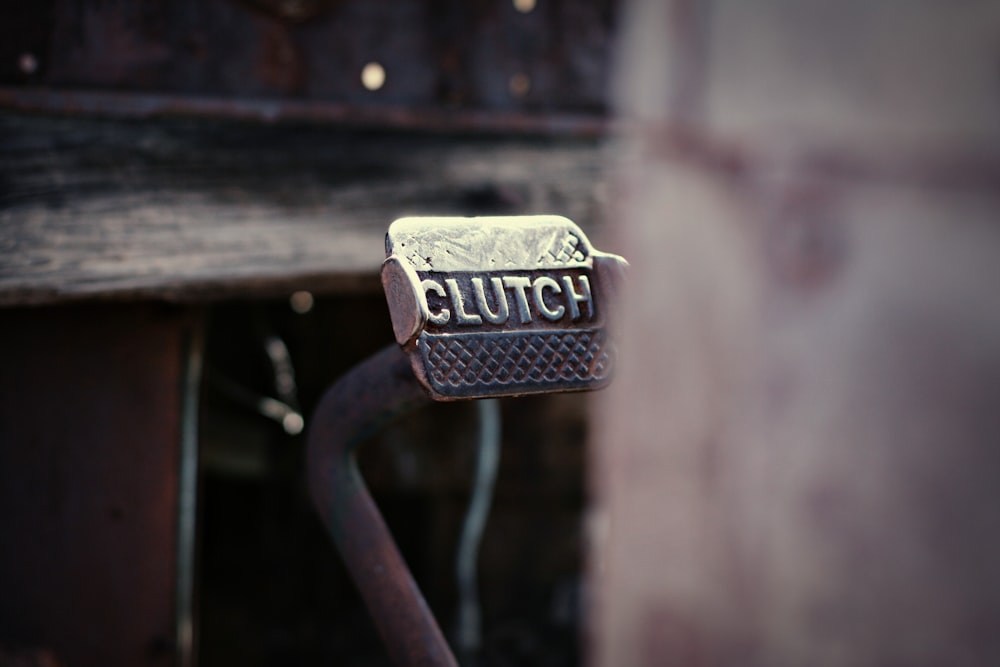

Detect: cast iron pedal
381,215,627,400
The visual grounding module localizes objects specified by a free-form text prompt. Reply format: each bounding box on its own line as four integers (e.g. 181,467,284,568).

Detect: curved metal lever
307,215,625,666
306,344,458,667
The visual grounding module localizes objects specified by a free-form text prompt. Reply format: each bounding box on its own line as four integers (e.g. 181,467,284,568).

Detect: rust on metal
306,345,456,667
381,215,627,400
308,217,626,664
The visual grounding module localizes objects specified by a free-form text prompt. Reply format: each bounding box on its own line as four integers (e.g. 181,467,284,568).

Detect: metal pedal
308,216,627,666
381,215,627,400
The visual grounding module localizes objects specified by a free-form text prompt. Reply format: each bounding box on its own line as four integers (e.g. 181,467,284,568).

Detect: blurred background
2,1,999,666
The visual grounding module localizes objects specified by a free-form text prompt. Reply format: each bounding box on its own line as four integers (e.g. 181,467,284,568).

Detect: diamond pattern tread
418,329,612,398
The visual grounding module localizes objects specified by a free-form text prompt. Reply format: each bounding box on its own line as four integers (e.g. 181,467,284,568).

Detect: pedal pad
381,215,627,401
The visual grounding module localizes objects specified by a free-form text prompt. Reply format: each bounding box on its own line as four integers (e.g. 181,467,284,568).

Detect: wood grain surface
0,113,610,305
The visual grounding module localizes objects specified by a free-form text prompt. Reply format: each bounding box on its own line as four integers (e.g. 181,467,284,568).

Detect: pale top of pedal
381,215,626,401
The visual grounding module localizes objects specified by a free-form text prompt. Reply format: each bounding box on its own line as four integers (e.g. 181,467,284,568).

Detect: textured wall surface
593,1,1000,665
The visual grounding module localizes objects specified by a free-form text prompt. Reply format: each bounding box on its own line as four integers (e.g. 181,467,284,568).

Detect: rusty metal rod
306,344,458,667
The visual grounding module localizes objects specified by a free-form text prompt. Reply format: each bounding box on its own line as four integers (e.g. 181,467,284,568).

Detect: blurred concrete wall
593,1,1000,665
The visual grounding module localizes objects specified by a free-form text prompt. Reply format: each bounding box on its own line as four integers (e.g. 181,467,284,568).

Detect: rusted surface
306,345,457,667
593,0,1000,665
0,303,202,666
0,0,618,123
306,217,625,662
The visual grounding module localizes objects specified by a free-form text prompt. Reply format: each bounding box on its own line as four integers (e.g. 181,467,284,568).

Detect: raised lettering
562,275,594,320
532,276,565,321
425,273,594,328
422,279,450,325
472,277,509,324
502,276,533,324
446,278,482,325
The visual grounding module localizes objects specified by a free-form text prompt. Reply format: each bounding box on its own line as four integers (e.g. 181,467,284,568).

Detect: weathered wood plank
0,113,610,305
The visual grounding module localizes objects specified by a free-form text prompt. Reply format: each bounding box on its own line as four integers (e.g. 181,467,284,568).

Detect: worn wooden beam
0,113,610,305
